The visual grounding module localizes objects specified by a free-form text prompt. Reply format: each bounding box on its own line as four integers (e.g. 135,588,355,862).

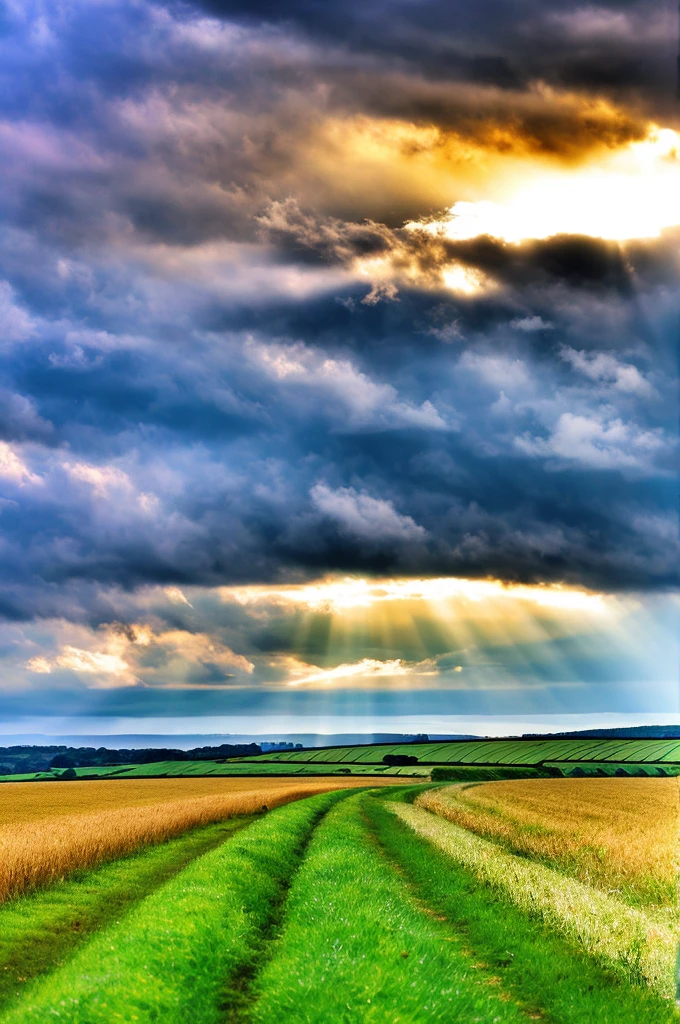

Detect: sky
0,0,678,739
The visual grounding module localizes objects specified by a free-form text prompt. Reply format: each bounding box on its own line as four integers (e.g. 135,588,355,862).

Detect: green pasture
239,737,680,765
3,736,680,783
0,761,431,782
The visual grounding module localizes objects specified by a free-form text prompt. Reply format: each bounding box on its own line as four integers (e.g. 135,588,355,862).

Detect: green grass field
0,778,677,1022
235,736,680,765
3,736,680,783
0,761,431,782
0,815,255,1011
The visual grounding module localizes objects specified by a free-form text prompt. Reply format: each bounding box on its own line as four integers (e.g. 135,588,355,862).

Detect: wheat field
0,776,393,903
393,801,678,996
418,777,680,909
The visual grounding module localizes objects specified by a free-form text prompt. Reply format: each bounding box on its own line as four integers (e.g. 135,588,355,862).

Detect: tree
382,754,419,766
51,754,76,769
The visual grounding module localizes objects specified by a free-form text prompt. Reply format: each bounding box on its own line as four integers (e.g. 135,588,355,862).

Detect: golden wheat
418,777,679,908
0,776,390,902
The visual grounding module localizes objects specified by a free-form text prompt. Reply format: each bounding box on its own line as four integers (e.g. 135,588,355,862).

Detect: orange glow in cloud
224,575,611,614
406,127,680,245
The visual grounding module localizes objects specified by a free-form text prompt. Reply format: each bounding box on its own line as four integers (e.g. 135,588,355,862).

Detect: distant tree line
0,743,263,775
260,742,305,752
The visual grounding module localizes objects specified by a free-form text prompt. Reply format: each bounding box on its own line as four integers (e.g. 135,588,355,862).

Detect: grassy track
245,794,532,1023
0,816,254,1011
391,801,676,996
2,790,347,1023
365,795,678,1024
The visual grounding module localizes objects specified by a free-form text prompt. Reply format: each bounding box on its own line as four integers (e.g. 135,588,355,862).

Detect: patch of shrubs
430,765,563,782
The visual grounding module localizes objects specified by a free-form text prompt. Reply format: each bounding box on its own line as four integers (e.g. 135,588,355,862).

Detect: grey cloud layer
0,0,677,639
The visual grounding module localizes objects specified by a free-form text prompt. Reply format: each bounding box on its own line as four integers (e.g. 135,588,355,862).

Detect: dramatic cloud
0,0,676,726
310,484,428,544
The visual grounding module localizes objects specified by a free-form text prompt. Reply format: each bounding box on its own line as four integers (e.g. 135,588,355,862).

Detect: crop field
0,760,432,782
416,778,679,911
229,736,680,766
0,773,677,1022
0,776,393,903
3,737,680,785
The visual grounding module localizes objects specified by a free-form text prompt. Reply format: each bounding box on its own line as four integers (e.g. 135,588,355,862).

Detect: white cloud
515,412,665,470
25,656,52,674
64,462,135,497
55,645,132,679
560,346,654,397
60,458,160,518
251,340,448,430
510,316,553,332
286,656,439,687
0,442,41,486
311,483,427,542
24,623,253,690
460,352,531,391
0,282,35,344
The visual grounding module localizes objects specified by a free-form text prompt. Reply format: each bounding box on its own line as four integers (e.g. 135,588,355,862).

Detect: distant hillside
522,726,680,740
0,742,263,776
0,731,443,750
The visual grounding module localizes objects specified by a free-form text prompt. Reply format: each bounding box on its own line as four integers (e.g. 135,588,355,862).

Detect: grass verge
245,793,533,1023
0,816,254,1010
392,801,676,997
3,790,346,1023
367,796,678,1022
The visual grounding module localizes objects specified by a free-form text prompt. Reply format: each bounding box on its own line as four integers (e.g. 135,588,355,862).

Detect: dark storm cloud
0,0,676,651
259,199,639,294
182,0,678,116
0,0,665,276
0,273,675,620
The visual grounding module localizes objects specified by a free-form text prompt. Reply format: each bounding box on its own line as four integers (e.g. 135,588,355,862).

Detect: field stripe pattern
5,737,680,783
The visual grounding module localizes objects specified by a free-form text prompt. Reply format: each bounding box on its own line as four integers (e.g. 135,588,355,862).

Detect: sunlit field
416,777,679,909
0,776,395,903
0,772,677,1022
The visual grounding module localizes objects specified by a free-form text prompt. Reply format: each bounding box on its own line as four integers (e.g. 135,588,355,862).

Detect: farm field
416,777,679,910
0,776,394,903
0,775,677,1022
3,736,680,785
230,736,680,766
0,760,432,782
